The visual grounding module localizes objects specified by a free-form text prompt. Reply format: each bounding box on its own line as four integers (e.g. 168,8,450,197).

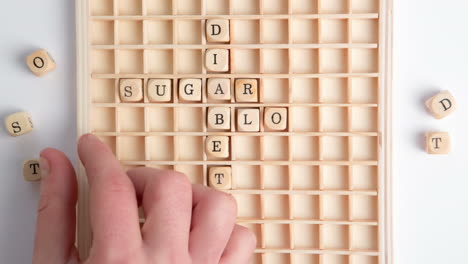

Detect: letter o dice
5,112,34,137
425,91,456,119
26,49,56,77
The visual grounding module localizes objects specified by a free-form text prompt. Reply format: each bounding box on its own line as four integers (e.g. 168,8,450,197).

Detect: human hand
32,134,256,264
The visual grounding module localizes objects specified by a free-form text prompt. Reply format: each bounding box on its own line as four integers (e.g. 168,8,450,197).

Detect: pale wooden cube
206,136,230,159
147,79,172,102
265,107,288,131
206,19,230,43
5,112,34,137
26,49,56,77
235,79,258,102
425,91,457,119
205,49,230,72
207,107,231,130
237,108,260,132
426,132,451,155
120,79,143,102
208,167,232,190
207,78,231,101
23,159,41,182
179,79,202,102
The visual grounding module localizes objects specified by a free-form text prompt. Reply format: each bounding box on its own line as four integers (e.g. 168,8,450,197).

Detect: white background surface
0,0,467,263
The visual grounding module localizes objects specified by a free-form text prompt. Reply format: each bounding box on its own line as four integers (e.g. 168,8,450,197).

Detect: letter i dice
5,112,34,137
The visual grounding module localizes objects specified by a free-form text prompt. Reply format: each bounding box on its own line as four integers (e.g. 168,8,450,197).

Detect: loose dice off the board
426,132,451,155
5,112,34,137
425,91,456,119
26,49,56,76
23,160,41,181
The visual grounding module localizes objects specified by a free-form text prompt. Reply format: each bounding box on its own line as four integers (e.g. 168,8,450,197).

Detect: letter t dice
5,112,34,137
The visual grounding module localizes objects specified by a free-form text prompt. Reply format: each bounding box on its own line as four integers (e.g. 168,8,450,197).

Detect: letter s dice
5,112,34,137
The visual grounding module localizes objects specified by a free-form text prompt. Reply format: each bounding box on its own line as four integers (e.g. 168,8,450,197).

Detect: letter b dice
5,112,34,137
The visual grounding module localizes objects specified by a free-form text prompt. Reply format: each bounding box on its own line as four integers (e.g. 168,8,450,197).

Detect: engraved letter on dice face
265,108,288,131
120,79,143,102
208,167,232,190
26,49,57,77
23,160,41,181
206,19,230,43
237,108,260,132
5,112,34,137
179,79,202,102
205,49,229,72
426,132,451,155
425,91,457,119
147,79,172,102
207,79,231,101
235,79,258,102
206,136,230,159
208,107,231,130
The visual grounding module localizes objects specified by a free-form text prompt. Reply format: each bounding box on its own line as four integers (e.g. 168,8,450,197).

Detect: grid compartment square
320,107,348,132
293,224,319,248
264,254,290,264
91,21,114,45
350,256,378,264
320,0,348,14
92,107,115,132
321,225,349,250
232,0,260,15
292,19,318,44
146,0,172,15
146,50,173,74
292,255,320,264
291,49,318,74
117,50,144,73
234,194,261,218
118,136,146,161
118,20,143,44
119,107,145,132
177,107,203,132
176,0,201,15
321,136,349,161
321,195,349,220
291,166,319,190
92,50,114,74
174,165,204,184
322,254,349,264
177,136,203,161
146,136,174,161
147,20,173,44
322,166,349,190
263,79,289,103
352,136,378,161
352,166,377,190
147,107,173,132
352,19,379,43
351,78,378,103
292,0,318,14
97,136,117,156
264,195,289,219
320,19,348,43
292,195,319,219
233,136,260,161
177,20,202,44
91,79,115,103
206,0,229,15
263,136,289,161
351,49,378,73
320,78,348,103
231,49,260,74
262,20,288,44
264,224,290,248
177,49,203,74
352,0,379,13
292,136,319,161
263,0,288,14
292,79,319,103
350,225,378,250
351,107,377,132
264,166,289,189
231,20,260,44
291,107,318,132
351,195,377,220
320,49,348,73
262,49,289,74
118,0,142,15
232,165,261,189
91,0,113,16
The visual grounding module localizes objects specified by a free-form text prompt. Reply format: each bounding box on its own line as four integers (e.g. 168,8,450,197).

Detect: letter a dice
5,112,34,137
425,91,456,119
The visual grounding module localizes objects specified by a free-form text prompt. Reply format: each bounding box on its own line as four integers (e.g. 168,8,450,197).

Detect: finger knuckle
209,191,238,216
104,172,135,195
238,225,257,250
154,170,192,193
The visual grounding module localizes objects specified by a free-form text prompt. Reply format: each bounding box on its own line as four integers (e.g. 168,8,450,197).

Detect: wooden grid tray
76,0,393,263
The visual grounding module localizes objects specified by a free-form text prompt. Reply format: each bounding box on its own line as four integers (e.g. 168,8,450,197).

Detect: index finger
78,134,142,253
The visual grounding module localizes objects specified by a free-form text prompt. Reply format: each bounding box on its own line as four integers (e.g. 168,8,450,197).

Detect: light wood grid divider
77,0,393,263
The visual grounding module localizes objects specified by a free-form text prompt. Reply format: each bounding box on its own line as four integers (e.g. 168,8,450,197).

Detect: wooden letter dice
23,160,41,181
205,49,229,72
237,108,260,132
26,49,56,77
179,79,202,102
264,108,288,131
206,136,230,159
207,78,231,101
206,19,230,43
426,132,451,155
208,167,232,190
147,79,172,102
5,112,34,137
235,79,258,102
425,91,456,119
208,107,231,130
120,79,143,102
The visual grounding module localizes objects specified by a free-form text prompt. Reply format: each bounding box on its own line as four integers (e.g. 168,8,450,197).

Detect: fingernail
39,157,50,179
